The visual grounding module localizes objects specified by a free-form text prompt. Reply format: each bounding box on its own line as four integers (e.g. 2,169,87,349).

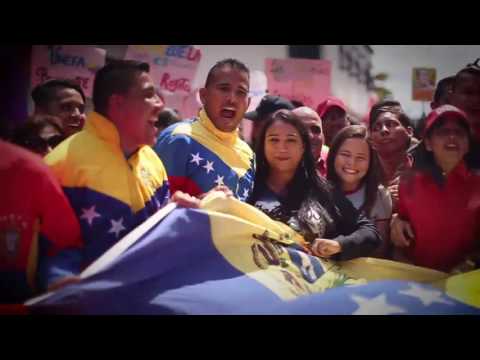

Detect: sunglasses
22,134,65,153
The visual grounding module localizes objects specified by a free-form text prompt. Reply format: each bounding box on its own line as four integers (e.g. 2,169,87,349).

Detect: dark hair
93,59,150,116
31,79,86,109
433,76,455,104
326,125,383,218
205,58,250,88
290,100,304,108
410,115,476,186
250,109,333,211
369,100,412,130
156,108,181,130
12,116,65,154
452,59,480,92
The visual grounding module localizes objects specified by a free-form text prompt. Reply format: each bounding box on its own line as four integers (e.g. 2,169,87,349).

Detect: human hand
198,185,234,200
388,184,399,204
390,213,415,248
171,191,201,208
311,238,342,258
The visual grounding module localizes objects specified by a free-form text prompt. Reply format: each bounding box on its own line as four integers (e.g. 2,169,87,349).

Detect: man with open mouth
155,58,256,201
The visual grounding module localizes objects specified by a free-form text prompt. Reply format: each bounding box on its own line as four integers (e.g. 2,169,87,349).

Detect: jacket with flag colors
43,112,170,286
398,161,480,272
154,109,255,201
0,141,82,303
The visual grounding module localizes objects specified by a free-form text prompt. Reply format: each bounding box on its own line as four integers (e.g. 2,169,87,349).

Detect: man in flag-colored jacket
154,58,255,202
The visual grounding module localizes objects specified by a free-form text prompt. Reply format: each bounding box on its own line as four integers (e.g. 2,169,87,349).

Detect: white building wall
322,45,371,118
68,45,371,119
191,45,288,88
371,45,480,120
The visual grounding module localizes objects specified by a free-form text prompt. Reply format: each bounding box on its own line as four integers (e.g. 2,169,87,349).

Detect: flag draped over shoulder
28,193,480,315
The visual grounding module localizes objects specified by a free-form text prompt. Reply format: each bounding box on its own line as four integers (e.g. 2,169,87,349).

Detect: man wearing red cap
391,105,480,272
316,96,349,147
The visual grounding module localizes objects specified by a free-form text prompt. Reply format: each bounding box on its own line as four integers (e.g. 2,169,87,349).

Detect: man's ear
406,126,414,137
199,88,207,106
34,106,48,116
246,96,251,110
109,94,124,111
424,137,432,151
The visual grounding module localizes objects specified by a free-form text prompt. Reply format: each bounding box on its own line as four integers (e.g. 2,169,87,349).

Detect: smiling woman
249,110,381,261
326,125,392,258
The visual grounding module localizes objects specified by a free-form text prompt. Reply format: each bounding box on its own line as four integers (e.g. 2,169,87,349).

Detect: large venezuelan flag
27,194,480,315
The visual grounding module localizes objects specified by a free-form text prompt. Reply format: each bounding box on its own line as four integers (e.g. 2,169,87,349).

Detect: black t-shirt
248,182,381,261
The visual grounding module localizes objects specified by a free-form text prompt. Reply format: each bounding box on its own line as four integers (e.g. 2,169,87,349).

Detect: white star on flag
80,205,101,226
242,188,250,199
214,175,224,186
190,152,204,166
351,294,406,315
108,217,126,238
203,160,214,174
399,283,454,307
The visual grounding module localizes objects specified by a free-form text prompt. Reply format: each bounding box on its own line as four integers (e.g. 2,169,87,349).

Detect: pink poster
265,58,331,109
31,45,106,98
124,45,203,118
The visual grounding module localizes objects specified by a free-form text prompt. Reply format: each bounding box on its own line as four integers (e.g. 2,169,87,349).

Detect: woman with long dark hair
326,125,392,257
248,110,380,260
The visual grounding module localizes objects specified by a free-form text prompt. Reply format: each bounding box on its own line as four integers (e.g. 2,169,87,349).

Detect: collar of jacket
85,111,122,147
198,109,239,146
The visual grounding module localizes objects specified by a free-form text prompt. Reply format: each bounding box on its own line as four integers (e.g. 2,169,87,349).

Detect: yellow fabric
201,193,364,300
172,109,254,178
45,112,169,212
444,270,480,308
336,257,448,285
200,193,459,300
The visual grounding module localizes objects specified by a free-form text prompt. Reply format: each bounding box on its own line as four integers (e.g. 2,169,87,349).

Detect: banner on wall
124,45,203,118
265,58,331,108
31,45,106,98
412,67,436,102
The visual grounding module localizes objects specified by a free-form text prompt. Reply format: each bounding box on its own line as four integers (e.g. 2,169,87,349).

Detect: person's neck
266,171,295,195
437,159,460,175
120,139,139,159
342,181,362,194
378,151,408,181
107,112,140,158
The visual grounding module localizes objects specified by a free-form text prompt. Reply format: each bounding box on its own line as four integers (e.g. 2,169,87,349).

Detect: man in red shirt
0,140,82,304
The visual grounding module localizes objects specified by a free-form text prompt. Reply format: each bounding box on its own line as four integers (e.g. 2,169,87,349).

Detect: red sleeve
397,179,410,221
168,175,203,198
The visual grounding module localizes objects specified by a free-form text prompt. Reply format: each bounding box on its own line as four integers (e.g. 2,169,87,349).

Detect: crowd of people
1,56,480,306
